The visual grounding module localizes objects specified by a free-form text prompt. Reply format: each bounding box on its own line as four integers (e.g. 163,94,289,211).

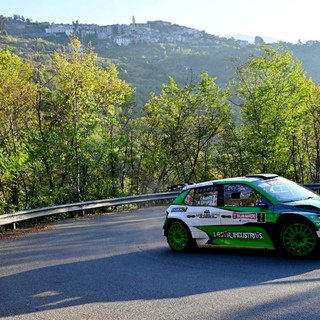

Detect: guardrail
0,191,181,228
1,183,320,229
302,183,320,190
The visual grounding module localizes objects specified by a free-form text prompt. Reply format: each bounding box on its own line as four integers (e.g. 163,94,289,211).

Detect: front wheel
280,221,319,258
166,221,194,253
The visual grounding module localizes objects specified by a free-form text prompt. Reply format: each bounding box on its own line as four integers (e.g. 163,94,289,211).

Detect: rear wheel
166,221,194,252
280,221,319,258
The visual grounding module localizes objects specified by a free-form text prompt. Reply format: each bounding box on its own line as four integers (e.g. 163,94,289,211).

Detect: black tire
166,221,194,253
280,220,319,258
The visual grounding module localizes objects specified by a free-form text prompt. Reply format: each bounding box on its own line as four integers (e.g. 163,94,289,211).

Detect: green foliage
0,49,37,213
139,73,230,191
232,46,313,180
0,38,135,213
43,37,133,202
96,43,254,106
301,83,320,183
2,37,320,218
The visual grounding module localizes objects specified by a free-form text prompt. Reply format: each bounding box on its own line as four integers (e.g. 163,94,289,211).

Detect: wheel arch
164,218,188,237
276,213,316,230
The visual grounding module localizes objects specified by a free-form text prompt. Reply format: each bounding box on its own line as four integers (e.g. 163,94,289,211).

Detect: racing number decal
257,212,266,223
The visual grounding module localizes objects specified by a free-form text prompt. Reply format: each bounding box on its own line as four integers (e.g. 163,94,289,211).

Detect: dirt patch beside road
0,225,52,240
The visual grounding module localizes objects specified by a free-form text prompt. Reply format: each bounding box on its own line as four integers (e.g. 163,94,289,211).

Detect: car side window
191,186,218,206
183,189,194,205
223,184,261,207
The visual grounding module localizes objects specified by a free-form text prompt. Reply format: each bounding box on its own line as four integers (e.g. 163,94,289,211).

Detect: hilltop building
3,15,239,48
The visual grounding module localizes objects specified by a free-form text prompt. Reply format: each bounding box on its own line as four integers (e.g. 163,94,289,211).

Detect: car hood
285,197,320,212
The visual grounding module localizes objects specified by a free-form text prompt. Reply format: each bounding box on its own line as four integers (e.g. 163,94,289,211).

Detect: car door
191,185,220,225
183,185,222,245
220,183,266,223
212,183,273,247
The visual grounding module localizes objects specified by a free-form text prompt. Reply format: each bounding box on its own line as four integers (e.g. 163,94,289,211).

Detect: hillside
70,41,320,105
2,15,320,105
2,16,320,215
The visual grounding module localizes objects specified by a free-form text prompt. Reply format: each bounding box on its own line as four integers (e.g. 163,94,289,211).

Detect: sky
1,0,320,43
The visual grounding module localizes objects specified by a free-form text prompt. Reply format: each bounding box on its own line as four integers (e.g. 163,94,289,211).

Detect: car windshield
253,177,318,203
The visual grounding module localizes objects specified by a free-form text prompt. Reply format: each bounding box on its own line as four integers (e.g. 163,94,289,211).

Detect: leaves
1,40,320,215
139,73,230,190
234,46,312,177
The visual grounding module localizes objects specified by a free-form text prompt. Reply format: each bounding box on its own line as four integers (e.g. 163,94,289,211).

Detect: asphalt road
1,206,320,320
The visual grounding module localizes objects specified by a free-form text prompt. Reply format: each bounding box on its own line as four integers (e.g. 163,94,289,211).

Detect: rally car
163,174,320,258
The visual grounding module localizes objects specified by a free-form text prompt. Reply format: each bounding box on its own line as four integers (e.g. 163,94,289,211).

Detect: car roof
182,174,279,190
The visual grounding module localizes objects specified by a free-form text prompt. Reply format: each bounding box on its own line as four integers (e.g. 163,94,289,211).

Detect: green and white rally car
163,174,320,258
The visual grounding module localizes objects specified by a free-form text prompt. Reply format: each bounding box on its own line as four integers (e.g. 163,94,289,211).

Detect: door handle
187,215,196,218
221,215,232,218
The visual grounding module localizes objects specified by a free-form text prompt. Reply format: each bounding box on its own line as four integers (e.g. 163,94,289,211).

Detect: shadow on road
1,246,320,317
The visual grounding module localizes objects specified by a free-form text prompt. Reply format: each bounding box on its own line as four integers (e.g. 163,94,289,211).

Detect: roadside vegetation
1,36,320,216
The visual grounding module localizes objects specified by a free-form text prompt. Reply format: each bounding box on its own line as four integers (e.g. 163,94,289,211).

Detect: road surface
1,206,320,319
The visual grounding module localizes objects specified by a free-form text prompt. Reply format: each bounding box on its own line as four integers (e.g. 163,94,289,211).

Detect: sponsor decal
171,206,188,212
310,216,320,227
233,232,263,239
213,231,263,240
214,231,231,238
233,213,257,220
232,212,266,223
198,213,218,219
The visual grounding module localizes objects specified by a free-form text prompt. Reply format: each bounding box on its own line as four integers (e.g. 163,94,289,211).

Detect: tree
0,49,37,213
234,46,312,179
254,36,265,45
303,83,320,182
52,37,133,202
139,73,230,192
